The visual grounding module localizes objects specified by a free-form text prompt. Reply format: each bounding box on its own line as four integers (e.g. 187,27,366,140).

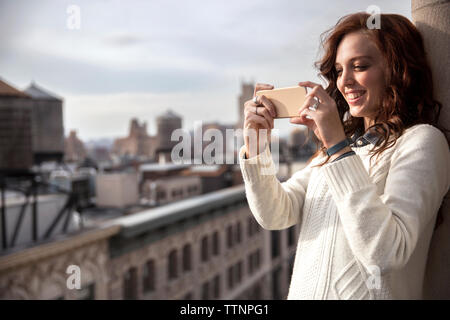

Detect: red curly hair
307,12,447,228
308,12,445,166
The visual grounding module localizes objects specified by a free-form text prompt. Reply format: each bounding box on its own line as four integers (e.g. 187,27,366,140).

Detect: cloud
0,46,223,95
104,33,144,47
0,0,412,140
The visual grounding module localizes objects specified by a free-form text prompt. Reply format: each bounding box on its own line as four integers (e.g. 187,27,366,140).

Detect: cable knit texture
239,124,450,299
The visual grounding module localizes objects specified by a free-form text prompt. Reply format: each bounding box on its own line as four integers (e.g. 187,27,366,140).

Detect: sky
0,0,412,141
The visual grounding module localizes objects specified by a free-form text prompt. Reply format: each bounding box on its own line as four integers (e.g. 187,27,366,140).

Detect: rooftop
24,82,62,101
139,162,191,172
158,109,181,119
111,184,245,239
0,78,29,98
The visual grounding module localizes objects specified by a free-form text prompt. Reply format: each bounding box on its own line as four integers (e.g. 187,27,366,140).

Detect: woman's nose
341,69,355,85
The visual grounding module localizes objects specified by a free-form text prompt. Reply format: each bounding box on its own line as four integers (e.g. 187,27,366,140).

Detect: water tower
24,82,64,164
156,110,182,163
0,78,33,171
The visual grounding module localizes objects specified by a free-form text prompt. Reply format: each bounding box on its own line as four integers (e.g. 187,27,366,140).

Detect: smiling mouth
346,91,366,104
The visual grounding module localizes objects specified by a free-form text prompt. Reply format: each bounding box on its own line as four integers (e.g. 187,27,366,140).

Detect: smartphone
255,86,308,118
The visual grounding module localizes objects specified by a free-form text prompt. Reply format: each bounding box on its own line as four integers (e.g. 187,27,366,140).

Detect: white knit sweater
239,124,450,299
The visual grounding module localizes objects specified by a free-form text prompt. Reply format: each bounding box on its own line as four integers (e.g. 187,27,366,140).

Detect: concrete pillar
411,0,450,299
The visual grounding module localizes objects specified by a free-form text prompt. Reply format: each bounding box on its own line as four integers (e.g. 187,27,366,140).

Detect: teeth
347,92,364,99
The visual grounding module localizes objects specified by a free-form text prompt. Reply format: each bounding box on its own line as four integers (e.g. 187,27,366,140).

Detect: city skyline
0,0,411,141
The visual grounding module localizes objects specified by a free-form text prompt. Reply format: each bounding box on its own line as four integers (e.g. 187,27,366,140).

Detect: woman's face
335,31,385,128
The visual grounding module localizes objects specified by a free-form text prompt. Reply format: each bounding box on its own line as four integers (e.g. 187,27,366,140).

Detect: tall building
237,82,254,129
65,130,87,163
113,110,183,163
288,128,316,160
155,110,182,163
113,118,157,160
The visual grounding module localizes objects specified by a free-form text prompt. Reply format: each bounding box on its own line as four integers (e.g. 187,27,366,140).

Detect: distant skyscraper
65,130,87,162
156,109,182,163
113,118,157,160
237,82,254,129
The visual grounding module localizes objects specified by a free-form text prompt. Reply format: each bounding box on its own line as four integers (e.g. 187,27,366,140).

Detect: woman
239,12,450,299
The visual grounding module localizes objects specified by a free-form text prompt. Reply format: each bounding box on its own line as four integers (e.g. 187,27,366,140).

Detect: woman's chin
349,105,367,118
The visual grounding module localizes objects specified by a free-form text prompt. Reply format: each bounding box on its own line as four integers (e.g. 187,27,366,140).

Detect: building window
212,231,220,256
182,244,192,272
227,225,233,248
201,281,209,300
256,250,261,270
248,250,261,276
236,261,242,284
248,217,260,237
235,222,242,244
248,253,254,275
272,267,282,300
75,283,95,300
252,283,262,300
271,231,281,259
168,249,178,280
123,267,138,300
227,266,233,289
143,260,155,293
213,275,220,299
247,217,253,237
171,188,183,198
201,236,209,262
287,226,296,247
157,190,166,201
188,185,198,194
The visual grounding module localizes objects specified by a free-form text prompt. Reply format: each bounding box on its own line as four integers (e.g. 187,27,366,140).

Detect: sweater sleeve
239,144,315,230
322,125,450,274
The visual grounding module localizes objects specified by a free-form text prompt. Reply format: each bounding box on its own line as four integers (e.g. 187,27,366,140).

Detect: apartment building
0,185,299,300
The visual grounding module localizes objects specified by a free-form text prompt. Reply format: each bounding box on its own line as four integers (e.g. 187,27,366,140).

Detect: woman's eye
354,65,368,71
336,69,343,75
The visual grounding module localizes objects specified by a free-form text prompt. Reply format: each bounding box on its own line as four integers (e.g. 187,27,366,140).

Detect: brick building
113,118,157,160
0,185,299,300
64,130,87,163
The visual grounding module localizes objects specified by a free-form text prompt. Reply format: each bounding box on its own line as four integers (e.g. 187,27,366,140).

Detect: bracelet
326,138,350,157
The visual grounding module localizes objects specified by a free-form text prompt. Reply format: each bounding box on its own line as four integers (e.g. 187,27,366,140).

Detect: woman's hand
243,83,277,158
290,81,347,149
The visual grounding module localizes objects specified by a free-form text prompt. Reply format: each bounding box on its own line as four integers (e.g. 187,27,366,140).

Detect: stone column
411,0,450,299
